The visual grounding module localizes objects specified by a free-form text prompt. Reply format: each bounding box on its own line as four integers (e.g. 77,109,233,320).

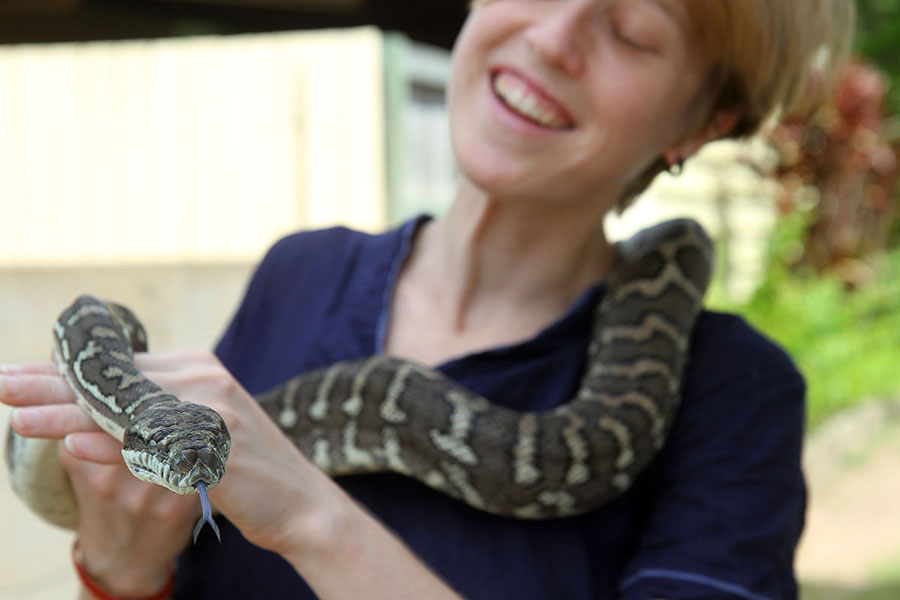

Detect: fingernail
11,408,25,430
0,375,16,400
11,407,41,431
64,434,77,454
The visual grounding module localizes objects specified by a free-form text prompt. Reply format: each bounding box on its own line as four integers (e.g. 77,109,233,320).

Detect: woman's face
448,0,709,206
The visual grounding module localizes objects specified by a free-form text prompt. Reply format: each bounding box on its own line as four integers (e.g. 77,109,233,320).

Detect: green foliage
803,580,900,600
871,554,900,586
855,0,900,115
805,550,900,600
712,213,900,430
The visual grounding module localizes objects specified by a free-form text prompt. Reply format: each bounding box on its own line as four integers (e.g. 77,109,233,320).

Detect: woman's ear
665,109,742,167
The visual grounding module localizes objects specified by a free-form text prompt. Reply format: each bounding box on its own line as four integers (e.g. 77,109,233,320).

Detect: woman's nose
523,1,600,76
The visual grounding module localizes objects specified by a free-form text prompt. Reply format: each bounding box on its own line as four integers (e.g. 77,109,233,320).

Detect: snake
5,218,712,536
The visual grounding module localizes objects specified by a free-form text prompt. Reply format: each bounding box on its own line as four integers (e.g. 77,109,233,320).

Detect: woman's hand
2,353,336,558
2,361,196,598
3,353,461,599
129,350,341,557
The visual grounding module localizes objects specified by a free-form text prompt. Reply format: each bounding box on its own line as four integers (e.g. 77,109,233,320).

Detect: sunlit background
0,2,897,598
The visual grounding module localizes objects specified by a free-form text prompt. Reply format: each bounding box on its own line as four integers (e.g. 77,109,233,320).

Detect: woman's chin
456,150,541,198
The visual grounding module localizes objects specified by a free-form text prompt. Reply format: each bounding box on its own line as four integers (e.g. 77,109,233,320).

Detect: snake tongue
192,481,221,544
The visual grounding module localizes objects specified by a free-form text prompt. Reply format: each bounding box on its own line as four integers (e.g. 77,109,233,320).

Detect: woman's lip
489,67,576,130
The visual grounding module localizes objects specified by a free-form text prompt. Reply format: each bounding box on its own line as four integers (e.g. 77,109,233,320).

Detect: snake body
6,219,712,526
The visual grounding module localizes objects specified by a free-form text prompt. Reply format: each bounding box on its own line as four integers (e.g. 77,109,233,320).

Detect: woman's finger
0,374,76,407
62,431,124,465
0,361,58,376
11,404,101,438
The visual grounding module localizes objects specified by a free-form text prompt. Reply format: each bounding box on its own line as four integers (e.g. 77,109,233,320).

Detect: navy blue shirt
175,218,806,600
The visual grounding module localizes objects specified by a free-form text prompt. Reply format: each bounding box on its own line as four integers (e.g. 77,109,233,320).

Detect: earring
666,157,685,176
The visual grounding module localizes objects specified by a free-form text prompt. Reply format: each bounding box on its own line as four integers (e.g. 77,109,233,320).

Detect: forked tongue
192,481,221,544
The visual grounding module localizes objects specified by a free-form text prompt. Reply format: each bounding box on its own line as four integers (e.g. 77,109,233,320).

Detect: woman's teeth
492,72,572,130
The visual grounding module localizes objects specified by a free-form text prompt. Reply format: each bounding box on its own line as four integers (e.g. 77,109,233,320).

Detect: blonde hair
682,0,856,137
466,0,857,210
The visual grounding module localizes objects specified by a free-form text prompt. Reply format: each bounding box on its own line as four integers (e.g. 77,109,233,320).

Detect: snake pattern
6,218,713,526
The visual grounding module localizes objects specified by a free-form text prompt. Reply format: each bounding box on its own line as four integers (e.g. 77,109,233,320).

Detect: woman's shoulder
262,225,388,272
688,310,804,394
673,309,806,448
250,218,422,292
216,222,419,388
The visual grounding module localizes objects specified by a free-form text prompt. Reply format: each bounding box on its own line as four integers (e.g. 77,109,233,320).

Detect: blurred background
0,1,897,598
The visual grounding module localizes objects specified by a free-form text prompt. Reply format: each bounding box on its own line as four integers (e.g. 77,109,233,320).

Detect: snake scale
5,219,712,533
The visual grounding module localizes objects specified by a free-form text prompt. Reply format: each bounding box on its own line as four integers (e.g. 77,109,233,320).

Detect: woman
3,1,853,598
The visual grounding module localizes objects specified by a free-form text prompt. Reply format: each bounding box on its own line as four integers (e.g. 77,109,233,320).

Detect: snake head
121,399,231,495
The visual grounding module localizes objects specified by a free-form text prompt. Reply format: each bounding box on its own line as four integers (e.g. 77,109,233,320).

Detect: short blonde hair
683,0,855,137
466,0,856,210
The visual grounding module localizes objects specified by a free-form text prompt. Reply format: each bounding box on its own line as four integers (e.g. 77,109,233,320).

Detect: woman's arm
3,353,461,600
617,314,806,600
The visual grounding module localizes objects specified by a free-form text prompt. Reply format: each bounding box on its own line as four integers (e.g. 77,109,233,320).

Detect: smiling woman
458,0,852,217
1,1,855,600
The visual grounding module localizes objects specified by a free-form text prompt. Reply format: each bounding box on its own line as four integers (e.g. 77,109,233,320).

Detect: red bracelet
72,540,175,600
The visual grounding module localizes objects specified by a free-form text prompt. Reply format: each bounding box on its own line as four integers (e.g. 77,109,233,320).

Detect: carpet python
5,218,713,535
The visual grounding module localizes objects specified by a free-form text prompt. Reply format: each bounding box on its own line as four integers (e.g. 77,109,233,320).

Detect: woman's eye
617,31,649,51
606,3,669,56
611,22,653,53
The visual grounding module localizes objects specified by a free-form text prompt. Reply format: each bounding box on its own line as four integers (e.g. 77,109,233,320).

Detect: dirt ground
797,398,900,596
2,399,899,599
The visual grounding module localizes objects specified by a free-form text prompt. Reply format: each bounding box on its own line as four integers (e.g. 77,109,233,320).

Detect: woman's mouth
491,70,574,130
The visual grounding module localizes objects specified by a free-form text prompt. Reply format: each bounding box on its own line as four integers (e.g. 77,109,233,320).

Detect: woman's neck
415,179,614,334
